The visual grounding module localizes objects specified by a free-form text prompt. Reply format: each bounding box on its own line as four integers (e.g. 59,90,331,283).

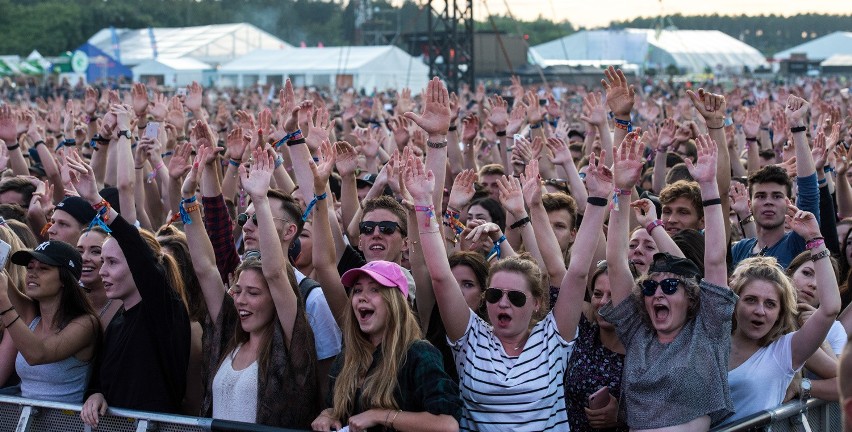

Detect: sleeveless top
15,316,92,403
212,344,259,422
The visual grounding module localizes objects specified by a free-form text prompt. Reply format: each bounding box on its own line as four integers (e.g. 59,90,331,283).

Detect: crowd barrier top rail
711,397,840,432
0,394,309,432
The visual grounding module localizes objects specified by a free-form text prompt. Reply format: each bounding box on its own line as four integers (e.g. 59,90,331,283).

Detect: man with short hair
659,180,704,236
477,164,504,198
0,177,35,208
541,192,577,256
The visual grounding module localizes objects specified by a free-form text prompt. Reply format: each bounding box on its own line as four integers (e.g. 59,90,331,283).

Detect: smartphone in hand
588,386,610,410
144,122,159,140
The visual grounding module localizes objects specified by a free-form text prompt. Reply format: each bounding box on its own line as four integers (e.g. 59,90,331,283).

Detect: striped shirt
449,311,574,431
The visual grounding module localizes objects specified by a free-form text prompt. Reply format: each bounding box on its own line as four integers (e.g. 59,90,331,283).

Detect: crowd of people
0,68,851,431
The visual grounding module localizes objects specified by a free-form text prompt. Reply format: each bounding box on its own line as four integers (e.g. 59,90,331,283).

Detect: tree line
0,0,848,58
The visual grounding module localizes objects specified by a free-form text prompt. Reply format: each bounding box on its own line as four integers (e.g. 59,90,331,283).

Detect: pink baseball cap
341,260,409,298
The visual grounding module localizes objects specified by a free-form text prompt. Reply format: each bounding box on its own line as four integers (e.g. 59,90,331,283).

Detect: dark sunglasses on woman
641,278,682,296
484,288,528,307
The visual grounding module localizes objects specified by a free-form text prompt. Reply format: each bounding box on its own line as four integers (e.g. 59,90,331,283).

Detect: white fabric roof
219,45,430,90
87,23,292,66
775,32,852,61
822,54,852,67
133,58,212,73
530,28,767,73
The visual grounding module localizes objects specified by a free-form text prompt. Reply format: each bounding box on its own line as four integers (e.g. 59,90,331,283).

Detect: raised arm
788,206,841,370
607,132,644,306
786,95,816,179
309,141,349,327
180,147,225,321
602,67,635,167
404,77,452,213
240,148,299,347
685,135,726,286
519,160,564,284
553,152,611,339
631,198,685,258
583,91,614,167
404,155,470,342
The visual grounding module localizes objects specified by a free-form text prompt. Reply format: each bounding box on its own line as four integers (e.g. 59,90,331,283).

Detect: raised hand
388,115,411,148
310,140,337,194
612,132,644,190
579,91,607,126
525,91,544,124
506,104,527,136
185,81,203,112
631,198,659,227
519,159,543,207
585,151,614,199
64,148,100,204
686,88,726,128
486,95,509,131
784,94,809,128
239,147,274,198
181,146,205,199
131,83,149,117
225,126,248,162
785,205,820,241
397,87,413,115
729,182,750,216
0,105,18,143
742,108,760,138
812,132,828,172
545,136,571,165
497,175,526,218
333,141,358,177
461,114,479,143
405,77,451,137
601,66,635,116
166,96,186,132
684,134,719,185
84,87,98,116
402,153,435,204
149,93,168,122
448,169,476,211
168,142,193,180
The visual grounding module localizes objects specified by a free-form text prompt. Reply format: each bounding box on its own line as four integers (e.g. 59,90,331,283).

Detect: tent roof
219,46,418,73
822,54,852,67
775,32,852,61
86,23,292,66
135,58,212,71
530,28,767,72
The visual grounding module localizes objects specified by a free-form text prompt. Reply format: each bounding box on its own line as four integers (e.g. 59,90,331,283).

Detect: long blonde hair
332,282,421,420
730,256,798,347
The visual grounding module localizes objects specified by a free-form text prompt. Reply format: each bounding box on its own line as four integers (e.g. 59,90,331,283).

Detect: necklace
99,300,114,317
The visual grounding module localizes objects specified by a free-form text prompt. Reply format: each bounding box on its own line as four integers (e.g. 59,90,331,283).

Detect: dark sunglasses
359,221,403,236
237,213,289,227
484,288,527,307
641,278,682,296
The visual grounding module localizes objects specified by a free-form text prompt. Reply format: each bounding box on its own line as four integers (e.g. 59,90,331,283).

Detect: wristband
0,306,14,315
274,155,284,169
587,196,608,207
646,219,664,235
487,235,507,261
287,138,306,147
228,158,241,167
178,195,198,225
806,237,825,250
302,192,328,222
529,122,543,129
509,216,531,230
6,144,19,151
745,137,758,142
611,188,632,211
496,130,507,137
613,117,632,132
790,126,807,133
33,140,45,148
818,177,827,186
824,166,835,174
161,151,174,158
448,125,457,132
427,140,448,149
414,205,436,227
706,124,725,130
702,198,722,207
738,214,755,227
811,249,830,262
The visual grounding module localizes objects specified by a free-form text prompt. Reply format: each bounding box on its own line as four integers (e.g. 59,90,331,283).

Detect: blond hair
730,256,798,347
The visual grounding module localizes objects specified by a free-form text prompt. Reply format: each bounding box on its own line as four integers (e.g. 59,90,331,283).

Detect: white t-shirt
826,321,847,356
212,345,258,422
724,332,797,425
449,311,574,431
294,269,343,361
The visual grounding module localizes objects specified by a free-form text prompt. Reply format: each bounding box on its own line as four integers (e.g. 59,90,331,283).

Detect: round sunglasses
484,288,528,307
641,278,682,296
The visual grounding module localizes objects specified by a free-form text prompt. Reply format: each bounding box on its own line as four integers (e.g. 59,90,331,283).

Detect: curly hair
631,274,701,329
730,256,798,347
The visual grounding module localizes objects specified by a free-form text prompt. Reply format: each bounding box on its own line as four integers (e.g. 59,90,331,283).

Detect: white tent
132,58,212,87
86,23,292,67
217,45,430,91
774,32,852,61
530,28,768,74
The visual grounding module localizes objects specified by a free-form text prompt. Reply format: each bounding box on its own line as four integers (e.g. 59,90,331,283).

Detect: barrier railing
0,395,307,432
711,398,841,432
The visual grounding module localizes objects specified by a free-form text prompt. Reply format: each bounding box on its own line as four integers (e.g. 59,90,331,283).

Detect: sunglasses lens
641,280,658,296
484,288,503,304
237,213,248,227
662,279,680,295
359,222,376,235
377,222,397,235
507,291,527,307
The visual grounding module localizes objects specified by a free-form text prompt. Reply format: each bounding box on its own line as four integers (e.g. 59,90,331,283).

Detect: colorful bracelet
414,205,435,227
302,192,328,221
806,237,825,250
646,219,664,235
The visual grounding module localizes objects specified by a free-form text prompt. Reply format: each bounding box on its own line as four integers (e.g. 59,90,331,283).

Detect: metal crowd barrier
0,395,308,432
712,398,842,432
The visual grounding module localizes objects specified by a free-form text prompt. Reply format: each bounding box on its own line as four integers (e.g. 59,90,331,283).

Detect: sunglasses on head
237,213,290,227
359,221,403,236
641,278,682,296
484,288,528,307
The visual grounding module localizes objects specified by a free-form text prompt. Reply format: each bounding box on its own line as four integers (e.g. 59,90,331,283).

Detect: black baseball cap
356,173,378,188
55,196,97,226
648,252,700,280
11,240,83,280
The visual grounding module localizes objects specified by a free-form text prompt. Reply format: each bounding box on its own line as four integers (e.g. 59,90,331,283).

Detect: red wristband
646,219,664,235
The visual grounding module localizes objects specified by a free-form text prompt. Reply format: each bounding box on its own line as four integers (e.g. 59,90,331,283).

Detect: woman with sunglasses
309,141,462,432
600,134,736,429
183,147,319,427
722,214,841,424
405,144,610,429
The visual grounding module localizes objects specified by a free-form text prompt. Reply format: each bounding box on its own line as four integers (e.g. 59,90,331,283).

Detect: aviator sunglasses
641,278,682,296
359,221,404,236
484,288,528,307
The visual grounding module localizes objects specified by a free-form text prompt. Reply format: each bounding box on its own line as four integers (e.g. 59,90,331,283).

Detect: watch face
801,379,812,391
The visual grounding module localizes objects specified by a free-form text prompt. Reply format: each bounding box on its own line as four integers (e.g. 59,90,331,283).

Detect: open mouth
358,308,375,321
496,313,511,326
653,304,669,322
750,319,764,328
368,244,385,251
238,310,253,320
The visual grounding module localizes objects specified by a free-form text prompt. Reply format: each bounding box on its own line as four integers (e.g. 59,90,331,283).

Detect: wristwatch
800,378,811,401
117,130,132,139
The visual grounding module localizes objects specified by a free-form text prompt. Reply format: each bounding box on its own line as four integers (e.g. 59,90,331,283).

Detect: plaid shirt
202,194,241,284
